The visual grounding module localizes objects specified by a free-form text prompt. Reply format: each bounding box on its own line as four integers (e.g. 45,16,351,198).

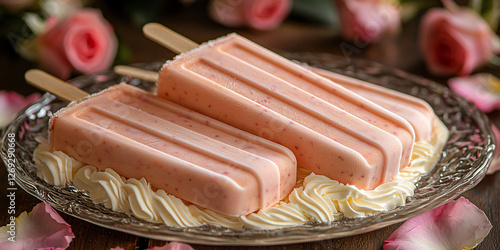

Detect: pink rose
37,9,117,80
419,7,499,76
209,0,292,30
335,0,401,43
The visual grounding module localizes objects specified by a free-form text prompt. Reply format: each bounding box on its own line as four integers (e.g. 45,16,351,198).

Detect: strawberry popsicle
310,68,435,142
157,34,416,190
49,83,297,216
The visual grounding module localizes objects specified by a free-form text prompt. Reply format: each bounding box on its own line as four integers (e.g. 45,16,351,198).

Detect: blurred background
1,0,498,92
0,0,499,249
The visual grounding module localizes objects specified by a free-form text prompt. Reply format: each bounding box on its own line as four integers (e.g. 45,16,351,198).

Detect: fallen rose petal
384,197,492,250
0,202,75,250
449,73,500,113
0,91,41,128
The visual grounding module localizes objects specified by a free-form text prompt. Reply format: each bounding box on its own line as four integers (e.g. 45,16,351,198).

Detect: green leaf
290,0,339,27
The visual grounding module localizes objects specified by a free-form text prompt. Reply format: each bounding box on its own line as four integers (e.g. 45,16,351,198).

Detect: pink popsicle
310,67,435,142
157,34,416,190
49,83,297,216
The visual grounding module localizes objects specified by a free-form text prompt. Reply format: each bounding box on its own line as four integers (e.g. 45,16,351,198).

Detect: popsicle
153,31,416,190
26,70,297,216
114,65,436,143
309,67,435,142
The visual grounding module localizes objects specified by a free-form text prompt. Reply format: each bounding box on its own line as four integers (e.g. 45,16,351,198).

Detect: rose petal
384,197,492,250
449,74,500,113
0,91,41,128
0,202,74,250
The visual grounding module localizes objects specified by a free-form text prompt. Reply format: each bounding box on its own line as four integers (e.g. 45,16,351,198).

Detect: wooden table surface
1,2,499,249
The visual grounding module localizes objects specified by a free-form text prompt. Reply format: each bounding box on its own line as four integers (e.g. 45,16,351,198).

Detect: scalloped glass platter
1,53,495,245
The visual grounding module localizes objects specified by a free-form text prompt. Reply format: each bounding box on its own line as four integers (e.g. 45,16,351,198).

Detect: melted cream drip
33,121,448,229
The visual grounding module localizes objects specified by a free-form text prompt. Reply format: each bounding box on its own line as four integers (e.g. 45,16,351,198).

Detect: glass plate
1,54,495,246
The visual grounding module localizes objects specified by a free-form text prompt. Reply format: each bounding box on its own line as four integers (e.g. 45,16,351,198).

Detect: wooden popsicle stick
113,65,159,82
25,69,88,102
113,65,161,82
117,23,199,83
143,23,199,54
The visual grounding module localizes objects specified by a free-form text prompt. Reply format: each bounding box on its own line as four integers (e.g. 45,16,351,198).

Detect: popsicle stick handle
25,69,88,102
114,65,159,82
143,23,199,54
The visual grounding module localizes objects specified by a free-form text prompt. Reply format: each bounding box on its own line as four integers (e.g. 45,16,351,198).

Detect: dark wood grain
1,1,499,249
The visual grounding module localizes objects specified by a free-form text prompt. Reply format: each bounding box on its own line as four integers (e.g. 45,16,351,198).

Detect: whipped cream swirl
33,122,447,230
34,144,83,186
